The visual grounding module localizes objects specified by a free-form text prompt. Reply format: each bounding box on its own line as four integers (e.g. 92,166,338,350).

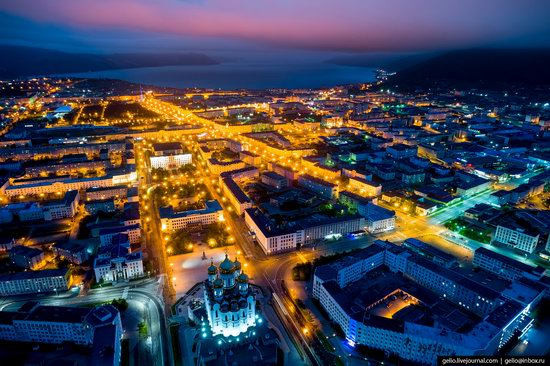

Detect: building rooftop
404,238,456,263
0,268,69,282
22,305,90,323
222,178,251,204
475,247,536,274
152,142,183,152
9,245,43,258
159,200,223,219
299,174,337,188
261,171,287,181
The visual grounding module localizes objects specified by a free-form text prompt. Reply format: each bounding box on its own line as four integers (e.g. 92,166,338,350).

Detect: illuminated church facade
204,253,257,337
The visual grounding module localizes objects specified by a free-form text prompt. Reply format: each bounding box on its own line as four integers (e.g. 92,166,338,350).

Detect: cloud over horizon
1,0,550,54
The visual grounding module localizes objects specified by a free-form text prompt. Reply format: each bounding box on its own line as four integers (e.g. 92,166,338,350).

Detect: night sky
1,0,550,57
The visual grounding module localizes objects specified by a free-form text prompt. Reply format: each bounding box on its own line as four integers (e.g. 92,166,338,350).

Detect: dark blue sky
1,0,550,57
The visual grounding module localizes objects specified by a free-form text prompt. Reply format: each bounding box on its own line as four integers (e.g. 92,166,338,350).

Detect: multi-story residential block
84,198,116,214
313,241,542,365
403,238,458,268
473,247,545,281
0,301,122,366
160,200,224,232
219,166,259,184
245,209,366,254
0,209,13,224
207,158,245,175
299,214,365,245
221,177,253,215
298,174,338,199
122,201,141,226
0,268,71,296
43,190,80,221
85,185,129,201
99,223,141,245
347,176,382,197
0,141,125,162
339,190,377,211
9,246,45,270
492,223,540,253
2,168,136,197
239,150,261,166
244,209,299,254
24,159,112,177
261,171,289,190
386,143,417,159
363,202,395,233
18,203,44,222
52,241,91,265
268,162,297,182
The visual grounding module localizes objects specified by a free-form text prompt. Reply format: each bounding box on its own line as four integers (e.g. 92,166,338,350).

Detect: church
204,253,257,337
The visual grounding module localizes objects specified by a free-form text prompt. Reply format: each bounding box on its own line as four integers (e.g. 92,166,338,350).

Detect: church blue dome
219,254,236,274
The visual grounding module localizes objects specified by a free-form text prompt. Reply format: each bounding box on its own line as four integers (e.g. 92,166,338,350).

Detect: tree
111,298,129,312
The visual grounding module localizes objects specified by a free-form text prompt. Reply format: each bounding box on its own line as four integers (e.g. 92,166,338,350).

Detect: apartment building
0,268,71,296
298,174,338,200
493,224,540,254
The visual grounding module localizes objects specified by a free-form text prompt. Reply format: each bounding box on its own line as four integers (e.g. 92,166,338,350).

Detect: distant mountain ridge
0,45,219,79
388,48,550,88
326,52,436,71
